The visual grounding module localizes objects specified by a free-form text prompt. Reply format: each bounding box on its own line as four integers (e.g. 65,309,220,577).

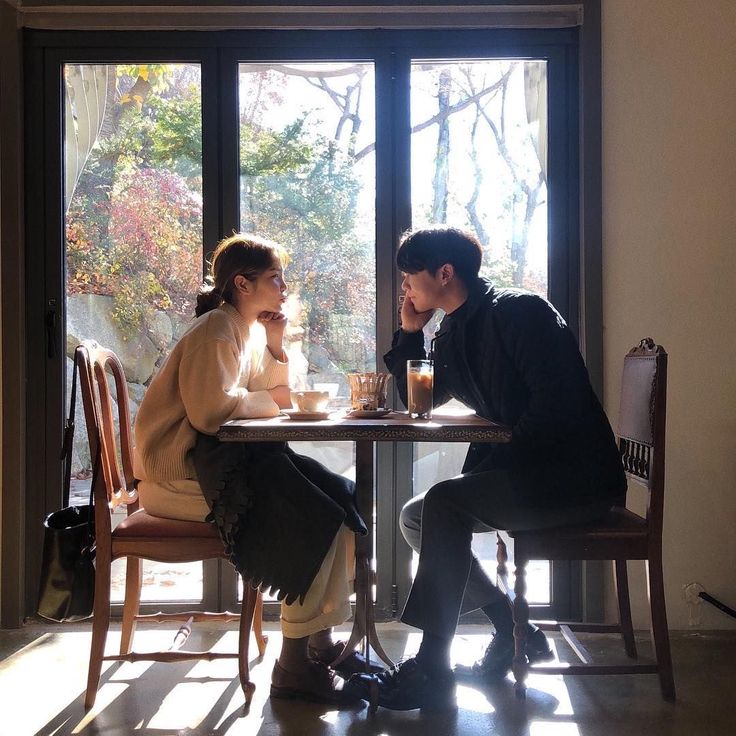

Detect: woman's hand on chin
258,310,287,333
259,311,288,360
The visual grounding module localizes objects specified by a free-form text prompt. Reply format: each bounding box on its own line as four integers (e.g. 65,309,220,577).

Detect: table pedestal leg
330,440,394,673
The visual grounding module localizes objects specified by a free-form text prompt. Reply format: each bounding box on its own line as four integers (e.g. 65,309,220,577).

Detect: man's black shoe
344,657,457,711
308,641,384,678
454,626,554,681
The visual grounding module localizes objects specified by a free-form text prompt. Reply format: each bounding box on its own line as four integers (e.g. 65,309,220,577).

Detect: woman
133,233,372,704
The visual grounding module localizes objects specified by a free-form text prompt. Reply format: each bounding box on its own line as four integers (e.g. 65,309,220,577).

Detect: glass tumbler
406,359,434,419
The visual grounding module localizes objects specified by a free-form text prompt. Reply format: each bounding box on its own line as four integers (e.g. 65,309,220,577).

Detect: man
347,226,625,710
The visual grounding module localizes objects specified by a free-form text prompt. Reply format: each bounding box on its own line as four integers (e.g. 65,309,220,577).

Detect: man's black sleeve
496,294,593,451
383,329,425,408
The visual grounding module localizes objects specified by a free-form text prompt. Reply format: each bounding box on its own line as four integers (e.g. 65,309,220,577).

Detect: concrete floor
0,620,733,736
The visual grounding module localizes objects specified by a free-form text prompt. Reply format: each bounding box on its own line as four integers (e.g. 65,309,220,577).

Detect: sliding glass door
27,29,579,620
408,58,553,611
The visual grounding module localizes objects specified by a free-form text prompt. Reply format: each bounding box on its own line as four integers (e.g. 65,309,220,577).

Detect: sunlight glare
109,660,155,680
72,683,128,733
530,722,580,735
401,631,423,660
148,682,229,730
456,684,494,714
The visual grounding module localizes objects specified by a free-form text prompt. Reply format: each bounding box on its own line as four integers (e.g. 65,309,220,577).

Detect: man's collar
439,277,491,331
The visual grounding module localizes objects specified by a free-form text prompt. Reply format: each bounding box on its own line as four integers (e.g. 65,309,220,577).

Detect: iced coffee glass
407,359,434,419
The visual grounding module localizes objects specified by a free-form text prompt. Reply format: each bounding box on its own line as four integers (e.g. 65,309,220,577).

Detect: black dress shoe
345,657,456,711
454,626,554,681
309,641,384,677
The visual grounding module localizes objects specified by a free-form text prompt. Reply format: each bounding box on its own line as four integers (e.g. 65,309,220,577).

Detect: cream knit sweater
133,302,289,482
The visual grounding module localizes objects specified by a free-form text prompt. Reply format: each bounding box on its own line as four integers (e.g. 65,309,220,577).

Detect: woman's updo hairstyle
195,233,288,317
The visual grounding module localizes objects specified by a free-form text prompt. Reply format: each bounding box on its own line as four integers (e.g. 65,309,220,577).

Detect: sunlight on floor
109,660,155,680
149,682,231,730
403,627,577,719
74,682,128,733
530,723,581,735
319,710,340,724
8,622,723,735
456,685,495,713
528,639,574,716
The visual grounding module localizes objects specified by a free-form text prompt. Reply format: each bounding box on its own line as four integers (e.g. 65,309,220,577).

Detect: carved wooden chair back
617,337,668,547
77,341,138,520
497,338,675,702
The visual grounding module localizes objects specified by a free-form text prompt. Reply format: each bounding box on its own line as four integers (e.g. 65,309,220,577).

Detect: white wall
601,0,736,630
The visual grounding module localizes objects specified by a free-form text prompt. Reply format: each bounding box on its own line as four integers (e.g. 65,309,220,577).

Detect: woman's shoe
308,641,384,677
270,659,362,705
345,657,457,711
454,626,554,681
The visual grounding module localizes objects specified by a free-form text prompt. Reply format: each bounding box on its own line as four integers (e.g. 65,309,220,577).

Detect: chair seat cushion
512,506,646,540
113,509,219,539
509,507,649,561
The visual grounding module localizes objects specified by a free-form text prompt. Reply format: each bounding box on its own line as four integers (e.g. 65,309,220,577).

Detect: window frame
22,26,589,623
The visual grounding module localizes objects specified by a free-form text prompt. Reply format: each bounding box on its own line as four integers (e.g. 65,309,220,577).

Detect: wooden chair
497,338,675,701
76,340,267,709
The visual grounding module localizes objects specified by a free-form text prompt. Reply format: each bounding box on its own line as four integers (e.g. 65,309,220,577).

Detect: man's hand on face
401,296,435,333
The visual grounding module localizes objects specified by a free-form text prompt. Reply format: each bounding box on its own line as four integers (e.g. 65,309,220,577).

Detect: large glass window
411,59,548,293
235,62,377,602
32,30,579,619
237,61,376,476
64,62,204,602
238,62,376,393
410,58,551,605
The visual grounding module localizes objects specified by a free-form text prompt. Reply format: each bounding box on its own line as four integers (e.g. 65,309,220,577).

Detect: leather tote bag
37,349,98,623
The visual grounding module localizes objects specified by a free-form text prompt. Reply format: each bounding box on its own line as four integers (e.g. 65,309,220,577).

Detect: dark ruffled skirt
193,434,366,605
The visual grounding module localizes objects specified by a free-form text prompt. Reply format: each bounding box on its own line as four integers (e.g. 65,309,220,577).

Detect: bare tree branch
432,68,452,223
354,70,512,162
465,104,490,245
303,69,367,150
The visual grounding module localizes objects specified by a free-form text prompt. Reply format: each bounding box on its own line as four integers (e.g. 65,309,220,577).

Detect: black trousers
399,467,612,637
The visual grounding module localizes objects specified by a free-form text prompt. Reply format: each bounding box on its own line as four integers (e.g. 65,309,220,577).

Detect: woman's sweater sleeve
248,344,290,391
179,338,281,434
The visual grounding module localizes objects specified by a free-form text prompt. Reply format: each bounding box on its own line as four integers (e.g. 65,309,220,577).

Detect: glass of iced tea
406,359,434,419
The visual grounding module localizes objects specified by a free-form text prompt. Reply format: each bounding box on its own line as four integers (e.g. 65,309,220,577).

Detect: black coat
384,279,626,508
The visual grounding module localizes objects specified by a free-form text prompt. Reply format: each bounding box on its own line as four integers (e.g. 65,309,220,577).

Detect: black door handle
46,300,57,358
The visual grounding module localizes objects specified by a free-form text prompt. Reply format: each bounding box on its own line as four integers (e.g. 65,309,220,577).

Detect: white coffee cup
290,390,330,413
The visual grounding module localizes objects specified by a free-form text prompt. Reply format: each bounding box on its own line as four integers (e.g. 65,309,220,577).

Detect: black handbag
37,349,99,623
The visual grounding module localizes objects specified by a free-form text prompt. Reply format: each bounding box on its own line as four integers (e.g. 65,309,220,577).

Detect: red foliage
107,168,202,309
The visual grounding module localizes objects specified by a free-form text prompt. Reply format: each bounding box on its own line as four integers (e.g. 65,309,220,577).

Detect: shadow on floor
1,623,734,736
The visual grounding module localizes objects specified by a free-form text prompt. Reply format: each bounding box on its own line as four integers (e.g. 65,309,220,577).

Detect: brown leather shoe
308,641,384,677
270,659,361,705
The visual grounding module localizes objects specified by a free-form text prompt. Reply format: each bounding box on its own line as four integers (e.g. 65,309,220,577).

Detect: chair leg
120,557,142,655
496,532,508,578
512,555,530,700
646,556,676,701
614,559,637,658
85,561,112,710
253,590,268,657
238,582,259,705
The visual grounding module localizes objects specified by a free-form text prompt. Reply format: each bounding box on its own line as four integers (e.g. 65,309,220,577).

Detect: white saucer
346,409,392,419
282,409,332,421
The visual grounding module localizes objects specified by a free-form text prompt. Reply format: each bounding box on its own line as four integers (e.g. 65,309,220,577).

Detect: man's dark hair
396,226,483,285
